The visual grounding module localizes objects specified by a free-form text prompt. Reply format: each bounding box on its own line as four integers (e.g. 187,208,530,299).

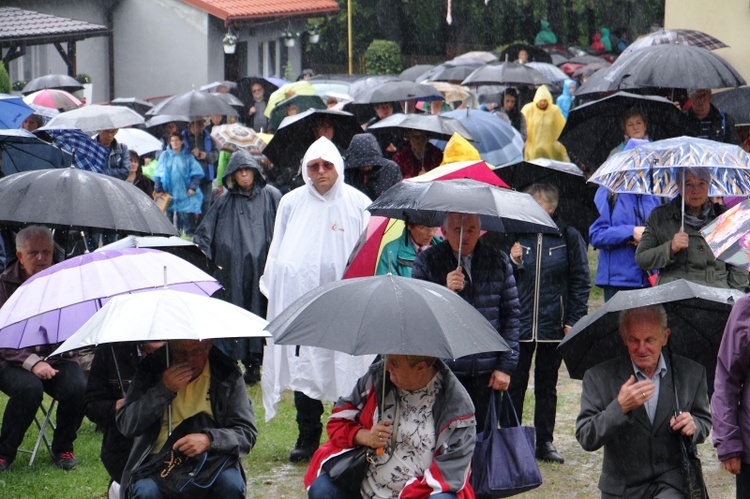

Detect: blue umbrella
432,109,524,165
0,129,71,175
0,93,34,129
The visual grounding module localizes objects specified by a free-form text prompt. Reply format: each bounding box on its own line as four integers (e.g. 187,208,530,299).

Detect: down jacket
413,240,520,376
304,359,476,498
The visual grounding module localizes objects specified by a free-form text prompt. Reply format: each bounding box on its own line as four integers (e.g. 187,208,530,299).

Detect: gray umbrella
111,97,154,116
22,74,84,95
558,279,743,380
147,90,238,118
462,62,551,86
45,105,145,133
268,274,509,359
367,113,474,141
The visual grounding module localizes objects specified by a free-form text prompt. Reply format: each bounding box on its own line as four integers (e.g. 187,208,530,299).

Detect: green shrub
75,73,92,84
364,39,402,75
11,80,26,92
0,64,11,94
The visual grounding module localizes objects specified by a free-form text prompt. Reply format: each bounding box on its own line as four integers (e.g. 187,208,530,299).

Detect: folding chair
18,398,57,465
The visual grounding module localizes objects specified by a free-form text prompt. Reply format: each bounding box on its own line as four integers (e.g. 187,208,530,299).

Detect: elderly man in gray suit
575,305,711,498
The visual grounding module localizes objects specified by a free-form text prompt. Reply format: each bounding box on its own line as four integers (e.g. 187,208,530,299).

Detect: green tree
0,63,11,94
364,39,402,74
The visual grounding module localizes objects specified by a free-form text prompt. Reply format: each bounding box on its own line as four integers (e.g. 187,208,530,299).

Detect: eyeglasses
307,161,335,172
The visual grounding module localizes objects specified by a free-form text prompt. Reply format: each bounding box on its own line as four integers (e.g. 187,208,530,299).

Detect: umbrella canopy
367,178,558,233
41,127,109,172
110,97,154,116
558,279,743,380
367,113,475,142
712,87,750,126
454,51,499,64
0,248,222,349
0,129,71,175
50,289,269,357
268,94,326,130
214,91,245,109
419,61,485,83
23,89,82,111
462,62,551,86
199,80,237,93
493,158,597,244
209,123,266,158
147,90,238,118
115,128,163,156
589,136,750,198
604,44,746,90
433,109,524,165
497,44,553,64
571,62,611,79
350,80,444,105
97,235,218,274
400,64,436,82
0,168,178,236
423,82,470,103
0,93,34,129
263,108,361,168
145,114,189,128
701,198,750,271
621,29,728,57
267,274,508,358
22,74,83,95
526,62,569,83
45,105,145,133
473,85,508,105
559,92,690,171
264,81,317,118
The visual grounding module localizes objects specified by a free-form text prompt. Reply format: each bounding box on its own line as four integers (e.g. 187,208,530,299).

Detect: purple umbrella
0,248,222,349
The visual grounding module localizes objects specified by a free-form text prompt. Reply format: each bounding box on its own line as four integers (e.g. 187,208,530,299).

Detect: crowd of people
2,23,750,499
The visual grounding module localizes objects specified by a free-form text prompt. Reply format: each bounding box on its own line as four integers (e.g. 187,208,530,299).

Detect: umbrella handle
456,214,464,271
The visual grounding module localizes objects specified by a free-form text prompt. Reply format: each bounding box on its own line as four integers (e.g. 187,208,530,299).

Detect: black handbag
321,446,372,494
471,391,542,498
129,413,237,499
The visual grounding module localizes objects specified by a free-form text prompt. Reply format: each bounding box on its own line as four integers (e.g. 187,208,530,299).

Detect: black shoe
536,442,564,464
243,365,261,385
0,457,11,472
51,450,77,470
289,426,322,463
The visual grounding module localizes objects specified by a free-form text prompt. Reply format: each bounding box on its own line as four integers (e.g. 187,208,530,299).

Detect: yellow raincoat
521,85,568,161
440,132,482,165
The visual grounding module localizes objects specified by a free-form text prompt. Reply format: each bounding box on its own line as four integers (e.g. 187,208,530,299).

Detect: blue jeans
308,473,457,499
131,466,245,498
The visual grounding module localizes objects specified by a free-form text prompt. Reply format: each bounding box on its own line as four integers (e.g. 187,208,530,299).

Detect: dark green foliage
365,40,402,74
0,64,11,94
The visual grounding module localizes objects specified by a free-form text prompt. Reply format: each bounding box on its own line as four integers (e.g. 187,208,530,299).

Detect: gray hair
15,225,53,251
442,212,481,231
524,183,559,210
677,167,711,187
687,88,711,99
619,305,668,337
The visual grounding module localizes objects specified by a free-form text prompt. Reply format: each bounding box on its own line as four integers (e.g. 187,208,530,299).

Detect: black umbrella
572,62,611,79
147,90,238,118
0,129,72,175
268,274,509,359
558,279,743,380
574,66,622,97
110,97,154,117
462,62,551,87
419,61,485,83
367,113,474,142
399,64,436,82
559,92,690,172
712,87,750,126
0,169,178,236
22,74,83,95
262,108,362,168
145,114,189,128
497,44,553,64
493,158,597,245
350,80,444,105
604,44,746,90
567,54,609,65
367,178,559,234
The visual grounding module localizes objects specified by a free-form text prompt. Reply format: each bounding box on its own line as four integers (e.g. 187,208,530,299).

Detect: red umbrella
343,161,508,278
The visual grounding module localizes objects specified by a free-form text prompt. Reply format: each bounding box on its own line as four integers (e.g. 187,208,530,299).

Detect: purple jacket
712,293,750,463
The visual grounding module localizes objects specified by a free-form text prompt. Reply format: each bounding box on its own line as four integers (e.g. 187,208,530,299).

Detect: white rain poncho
259,137,373,420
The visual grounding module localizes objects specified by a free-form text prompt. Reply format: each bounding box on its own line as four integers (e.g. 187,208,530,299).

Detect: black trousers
454,371,494,430
0,361,86,460
737,463,750,499
507,341,562,445
294,391,323,430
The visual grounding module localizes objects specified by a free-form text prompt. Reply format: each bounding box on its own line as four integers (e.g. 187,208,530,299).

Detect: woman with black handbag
305,355,476,498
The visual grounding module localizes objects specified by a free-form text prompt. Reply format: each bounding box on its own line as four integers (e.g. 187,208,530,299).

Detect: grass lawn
0,247,738,497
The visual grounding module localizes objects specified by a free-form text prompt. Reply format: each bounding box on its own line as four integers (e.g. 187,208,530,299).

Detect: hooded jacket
344,133,403,201
259,137,374,419
521,85,568,161
152,146,205,214
534,20,557,45
556,79,577,119
600,28,613,52
304,359,476,498
193,150,281,359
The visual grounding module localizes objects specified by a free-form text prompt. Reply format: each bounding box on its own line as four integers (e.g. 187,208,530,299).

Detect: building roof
179,0,339,23
0,7,110,46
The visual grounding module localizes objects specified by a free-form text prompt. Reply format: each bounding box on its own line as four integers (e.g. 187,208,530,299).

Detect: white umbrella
50,289,270,357
45,104,145,133
115,128,163,156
